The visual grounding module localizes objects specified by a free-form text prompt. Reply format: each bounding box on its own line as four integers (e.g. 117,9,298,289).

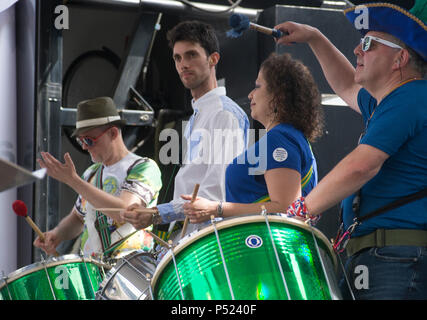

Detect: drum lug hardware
262,208,291,300
1,271,7,284
79,250,97,296
1,271,12,300
168,239,185,300
310,226,336,299
260,205,267,216
210,215,235,300
136,273,153,300
40,255,57,300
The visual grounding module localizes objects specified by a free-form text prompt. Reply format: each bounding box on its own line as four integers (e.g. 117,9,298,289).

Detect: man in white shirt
122,20,249,237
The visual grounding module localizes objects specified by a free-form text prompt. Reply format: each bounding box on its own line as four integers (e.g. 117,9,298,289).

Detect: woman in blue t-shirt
182,53,324,222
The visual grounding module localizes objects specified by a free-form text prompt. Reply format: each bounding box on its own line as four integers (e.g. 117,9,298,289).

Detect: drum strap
92,158,146,253
333,187,427,253
93,165,112,252
353,187,427,224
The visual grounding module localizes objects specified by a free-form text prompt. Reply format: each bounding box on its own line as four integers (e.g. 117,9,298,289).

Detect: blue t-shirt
342,80,427,237
225,123,317,205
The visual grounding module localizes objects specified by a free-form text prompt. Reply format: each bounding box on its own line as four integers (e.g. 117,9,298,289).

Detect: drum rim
0,254,109,289
98,250,155,288
97,250,157,298
151,214,336,291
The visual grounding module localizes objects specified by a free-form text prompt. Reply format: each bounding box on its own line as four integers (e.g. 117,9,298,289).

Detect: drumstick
145,230,170,248
12,200,59,257
95,207,158,214
180,183,200,238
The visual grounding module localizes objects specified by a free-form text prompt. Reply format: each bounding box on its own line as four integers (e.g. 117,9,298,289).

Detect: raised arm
38,152,144,223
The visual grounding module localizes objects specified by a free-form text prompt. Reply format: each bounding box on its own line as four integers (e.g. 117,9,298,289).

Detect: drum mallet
226,13,284,39
12,200,59,257
180,183,200,239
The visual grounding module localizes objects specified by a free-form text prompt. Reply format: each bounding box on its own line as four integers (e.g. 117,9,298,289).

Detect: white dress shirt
157,86,249,235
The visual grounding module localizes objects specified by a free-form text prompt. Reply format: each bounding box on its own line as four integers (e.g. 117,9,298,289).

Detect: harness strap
334,187,427,253
94,158,147,252
357,187,427,224
93,165,111,252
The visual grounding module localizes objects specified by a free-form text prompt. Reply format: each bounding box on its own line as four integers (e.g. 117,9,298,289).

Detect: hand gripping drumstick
95,208,171,248
180,183,200,239
12,200,59,257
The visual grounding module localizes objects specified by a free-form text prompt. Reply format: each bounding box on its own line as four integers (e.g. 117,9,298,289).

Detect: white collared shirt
157,87,249,234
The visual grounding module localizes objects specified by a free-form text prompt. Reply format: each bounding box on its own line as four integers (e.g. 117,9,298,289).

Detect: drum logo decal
245,235,263,248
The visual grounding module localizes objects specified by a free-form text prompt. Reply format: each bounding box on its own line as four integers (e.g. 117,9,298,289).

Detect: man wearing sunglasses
34,96,162,258
275,1,427,300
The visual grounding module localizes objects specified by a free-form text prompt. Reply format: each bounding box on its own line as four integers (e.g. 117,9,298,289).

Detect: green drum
0,254,109,300
151,215,342,300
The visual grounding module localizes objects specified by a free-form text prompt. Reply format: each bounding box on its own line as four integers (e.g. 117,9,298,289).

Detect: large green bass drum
0,254,109,300
151,215,342,300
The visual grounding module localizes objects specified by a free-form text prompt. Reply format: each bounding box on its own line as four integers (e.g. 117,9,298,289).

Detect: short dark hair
388,34,427,77
406,46,427,78
167,20,220,57
260,53,324,142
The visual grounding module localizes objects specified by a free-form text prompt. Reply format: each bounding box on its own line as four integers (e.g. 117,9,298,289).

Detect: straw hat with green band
72,96,126,137
344,0,427,61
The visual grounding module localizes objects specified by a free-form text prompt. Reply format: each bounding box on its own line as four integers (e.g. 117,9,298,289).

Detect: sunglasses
76,127,111,148
360,35,403,52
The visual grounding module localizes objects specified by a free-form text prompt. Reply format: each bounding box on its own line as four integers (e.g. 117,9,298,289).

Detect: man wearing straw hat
34,96,162,259
277,1,427,299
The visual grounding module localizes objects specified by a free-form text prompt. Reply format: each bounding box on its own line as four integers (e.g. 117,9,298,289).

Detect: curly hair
260,53,324,142
167,20,220,57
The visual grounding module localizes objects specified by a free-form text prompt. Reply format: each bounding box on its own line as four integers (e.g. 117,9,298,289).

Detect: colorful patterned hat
344,0,427,61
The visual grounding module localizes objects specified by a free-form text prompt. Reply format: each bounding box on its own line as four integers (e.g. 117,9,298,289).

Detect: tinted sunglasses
360,35,403,52
76,127,111,148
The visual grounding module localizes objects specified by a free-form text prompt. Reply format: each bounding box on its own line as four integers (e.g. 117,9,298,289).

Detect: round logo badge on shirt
245,235,263,248
103,176,118,194
272,147,288,162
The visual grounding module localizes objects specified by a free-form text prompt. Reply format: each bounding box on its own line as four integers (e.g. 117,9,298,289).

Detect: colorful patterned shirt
74,152,162,257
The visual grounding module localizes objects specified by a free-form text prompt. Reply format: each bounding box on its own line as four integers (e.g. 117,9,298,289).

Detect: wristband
286,196,320,224
152,208,162,225
216,201,224,217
